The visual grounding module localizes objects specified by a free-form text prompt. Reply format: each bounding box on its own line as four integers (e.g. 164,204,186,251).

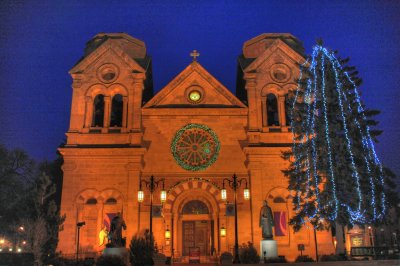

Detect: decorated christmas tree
283,43,397,231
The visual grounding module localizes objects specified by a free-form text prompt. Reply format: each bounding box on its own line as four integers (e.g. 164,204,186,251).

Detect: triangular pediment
244,39,305,72
69,38,145,74
143,62,245,108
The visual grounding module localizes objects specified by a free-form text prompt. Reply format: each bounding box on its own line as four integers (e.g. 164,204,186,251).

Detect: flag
273,211,287,236
104,213,117,231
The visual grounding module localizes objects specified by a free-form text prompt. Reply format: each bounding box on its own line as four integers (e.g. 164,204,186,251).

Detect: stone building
58,33,336,261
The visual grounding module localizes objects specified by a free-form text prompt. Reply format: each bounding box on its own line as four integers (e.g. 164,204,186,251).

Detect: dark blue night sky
1,1,399,177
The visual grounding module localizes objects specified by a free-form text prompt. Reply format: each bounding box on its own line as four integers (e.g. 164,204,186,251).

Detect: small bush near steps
239,242,260,264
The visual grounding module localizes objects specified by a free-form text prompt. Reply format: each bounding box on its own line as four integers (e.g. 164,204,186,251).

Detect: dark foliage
96,255,126,266
129,230,155,266
0,144,65,264
295,255,315,262
220,251,233,260
239,242,260,264
0,253,34,266
264,256,287,263
320,254,347,261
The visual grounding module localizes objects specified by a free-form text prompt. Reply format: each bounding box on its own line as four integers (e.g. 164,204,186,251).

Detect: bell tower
66,33,153,146
58,33,151,254
236,33,305,144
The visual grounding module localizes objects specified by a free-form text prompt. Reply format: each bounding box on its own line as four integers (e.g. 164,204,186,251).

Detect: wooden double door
182,220,214,256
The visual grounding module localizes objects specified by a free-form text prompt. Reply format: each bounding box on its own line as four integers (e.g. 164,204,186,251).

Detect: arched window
182,200,209,214
267,93,279,126
273,196,286,203
105,198,117,205
110,94,123,127
86,198,97,205
92,94,105,127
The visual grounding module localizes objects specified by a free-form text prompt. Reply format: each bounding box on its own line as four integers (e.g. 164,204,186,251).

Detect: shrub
265,256,287,263
320,254,347,261
220,251,233,261
129,230,155,266
239,242,260,264
295,255,315,262
96,255,125,266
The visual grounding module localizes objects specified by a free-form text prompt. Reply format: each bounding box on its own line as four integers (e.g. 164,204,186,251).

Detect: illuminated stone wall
57,33,335,261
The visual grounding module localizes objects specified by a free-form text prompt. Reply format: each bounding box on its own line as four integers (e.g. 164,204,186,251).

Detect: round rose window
171,124,220,171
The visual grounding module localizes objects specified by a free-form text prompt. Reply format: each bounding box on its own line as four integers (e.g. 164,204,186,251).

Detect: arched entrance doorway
181,200,212,256
163,178,226,259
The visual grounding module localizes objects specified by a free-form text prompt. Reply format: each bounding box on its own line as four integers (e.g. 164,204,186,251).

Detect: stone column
278,96,286,128
69,73,84,133
83,96,93,132
244,147,264,256
244,73,258,131
128,73,146,132
125,159,144,241
261,96,267,127
102,96,111,133
122,96,128,132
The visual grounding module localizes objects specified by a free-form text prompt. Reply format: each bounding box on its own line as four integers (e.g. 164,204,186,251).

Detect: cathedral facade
58,33,336,261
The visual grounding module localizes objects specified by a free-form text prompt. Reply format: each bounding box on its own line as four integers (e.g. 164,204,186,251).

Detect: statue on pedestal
259,200,274,240
109,212,127,247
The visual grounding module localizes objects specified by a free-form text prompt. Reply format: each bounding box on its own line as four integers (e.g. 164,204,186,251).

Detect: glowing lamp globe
138,190,144,202
165,228,171,240
244,188,250,200
220,226,226,237
160,190,167,203
221,188,227,201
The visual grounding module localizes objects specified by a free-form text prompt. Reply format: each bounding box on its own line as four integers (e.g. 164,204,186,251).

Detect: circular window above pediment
97,63,119,83
186,86,204,104
270,63,291,83
189,90,201,102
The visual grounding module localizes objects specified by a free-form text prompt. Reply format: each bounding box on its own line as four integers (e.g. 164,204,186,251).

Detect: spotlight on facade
220,226,226,237
138,190,144,203
19,226,24,231
0,248,2,252
22,241,26,245
0,239,4,244
165,228,171,240
9,248,12,252
17,248,22,253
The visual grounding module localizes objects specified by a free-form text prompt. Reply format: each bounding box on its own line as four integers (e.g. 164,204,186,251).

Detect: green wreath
171,124,220,171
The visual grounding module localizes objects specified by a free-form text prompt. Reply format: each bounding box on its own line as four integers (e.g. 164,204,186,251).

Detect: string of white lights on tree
289,45,386,225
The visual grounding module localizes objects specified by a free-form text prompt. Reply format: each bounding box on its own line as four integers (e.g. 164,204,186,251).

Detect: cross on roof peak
190,50,200,62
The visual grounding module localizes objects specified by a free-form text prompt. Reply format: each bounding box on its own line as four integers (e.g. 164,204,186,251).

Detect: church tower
58,33,152,254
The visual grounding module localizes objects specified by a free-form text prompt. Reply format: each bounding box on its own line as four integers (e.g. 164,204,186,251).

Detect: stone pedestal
103,247,129,265
260,240,278,260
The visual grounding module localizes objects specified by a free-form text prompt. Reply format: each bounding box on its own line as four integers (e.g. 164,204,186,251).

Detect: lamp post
138,175,166,237
221,174,250,264
368,226,374,247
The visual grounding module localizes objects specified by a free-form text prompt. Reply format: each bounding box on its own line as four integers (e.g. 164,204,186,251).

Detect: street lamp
138,175,166,237
221,174,250,264
165,227,171,240
368,226,374,247
220,226,226,237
